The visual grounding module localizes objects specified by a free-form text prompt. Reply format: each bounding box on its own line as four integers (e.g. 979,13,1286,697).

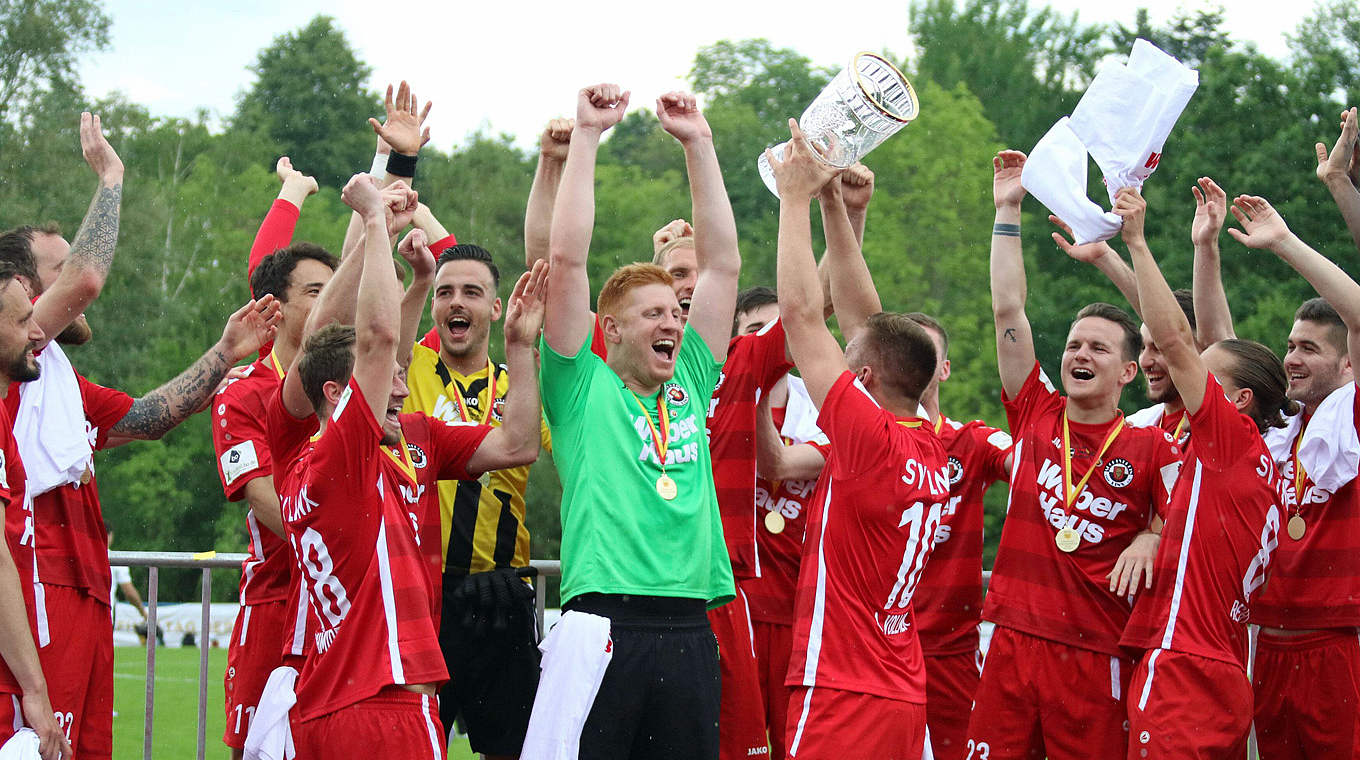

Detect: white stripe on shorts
1138,649,1162,711
1110,656,1121,700
238,604,253,646
421,693,440,759
790,685,816,756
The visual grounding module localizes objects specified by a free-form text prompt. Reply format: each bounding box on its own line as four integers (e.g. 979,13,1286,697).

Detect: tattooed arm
109,298,282,441
33,113,124,350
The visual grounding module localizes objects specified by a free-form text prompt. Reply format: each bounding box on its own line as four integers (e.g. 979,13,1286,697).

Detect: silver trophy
758,52,920,196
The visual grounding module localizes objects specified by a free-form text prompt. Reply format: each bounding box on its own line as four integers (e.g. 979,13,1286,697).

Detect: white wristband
369,152,389,177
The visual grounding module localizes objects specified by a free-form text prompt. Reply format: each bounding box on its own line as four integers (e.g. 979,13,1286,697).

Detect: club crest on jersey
947,456,964,486
663,383,689,407
491,396,505,422
1103,458,1134,488
406,443,427,468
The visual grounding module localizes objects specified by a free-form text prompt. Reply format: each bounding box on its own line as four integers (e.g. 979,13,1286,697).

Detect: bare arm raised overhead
991,150,1038,397
1316,107,1360,253
1189,177,1235,346
525,118,573,268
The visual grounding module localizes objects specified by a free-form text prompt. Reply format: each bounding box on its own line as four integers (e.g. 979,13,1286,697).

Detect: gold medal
1287,514,1306,541
656,475,678,501
1055,527,1082,553
765,510,786,534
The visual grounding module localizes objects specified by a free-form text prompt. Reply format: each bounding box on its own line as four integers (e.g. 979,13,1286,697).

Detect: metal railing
108,551,562,760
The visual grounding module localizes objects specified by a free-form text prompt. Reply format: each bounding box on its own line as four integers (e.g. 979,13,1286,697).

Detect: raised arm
247,157,318,281
347,173,404,422
396,229,436,368
1190,177,1235,346
1117,188,1208,413
1229,194,1360,375
1315,107,1360,253
110,297,282,440
544,84,629,355
819,166,880,340
467,261,549,473
525,118,572,268
1051,215,1141,316
840,162,873,246
34,112,123,350
768,120,848,408
657,92,740,362
991,150,1038,397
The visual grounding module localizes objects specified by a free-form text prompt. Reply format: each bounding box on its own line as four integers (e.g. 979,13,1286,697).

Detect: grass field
112,647,475,759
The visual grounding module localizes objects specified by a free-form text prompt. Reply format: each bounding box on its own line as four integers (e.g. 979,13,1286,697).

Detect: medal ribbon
1291,419,1309,513
451,361,497,424
933,414,945,434
267,350,286,380
630,391,671,469
1061,411,1124,510
381,431,418,486
1171,412,1186,442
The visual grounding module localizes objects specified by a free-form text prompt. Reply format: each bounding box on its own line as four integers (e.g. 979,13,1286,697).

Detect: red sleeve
247,198,300,286
1190,373,1256,473
728,318,794,394
428,234,458,256
264,385,318,479
211,380,273,501
817,371,900,480
968,422,1014,485
419,329,441,352
76,375,134,450
422,416,493,481
0,409,15,509
590,313,608,360
1002,361,1065,436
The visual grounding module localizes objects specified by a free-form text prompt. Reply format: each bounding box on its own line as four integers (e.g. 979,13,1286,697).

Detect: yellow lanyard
630,391,671,468
1061,411,1124,509
1292,417,1310,511
451,361,497,424
1171,411,1186,442
267,350,286,380
381,431,418,486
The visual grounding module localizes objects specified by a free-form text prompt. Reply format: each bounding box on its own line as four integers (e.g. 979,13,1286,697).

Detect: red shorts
964,626,1131,760
1128,648,1251,758
292,687,445,759
785,685,924,759
35,585,113,760
708,588,768,760
752,620,794,760
1252,628,1360,760
924,649,982,760
223,599,290,748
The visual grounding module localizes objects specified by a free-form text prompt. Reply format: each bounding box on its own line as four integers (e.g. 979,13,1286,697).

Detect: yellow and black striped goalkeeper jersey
403,341,552,575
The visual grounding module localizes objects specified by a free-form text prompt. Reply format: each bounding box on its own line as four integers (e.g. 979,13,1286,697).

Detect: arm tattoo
992,222,1021,237
68,183,122,275
111,346,231,439
1004,327,1018,343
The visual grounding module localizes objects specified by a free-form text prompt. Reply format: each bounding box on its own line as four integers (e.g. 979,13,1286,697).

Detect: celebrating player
1116,187,1289,758
965,150,1179,760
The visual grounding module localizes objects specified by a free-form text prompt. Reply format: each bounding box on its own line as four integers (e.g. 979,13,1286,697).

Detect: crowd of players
0,79,1353,760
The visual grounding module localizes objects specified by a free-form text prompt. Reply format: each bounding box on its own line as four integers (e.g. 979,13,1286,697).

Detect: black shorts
568,594,721,760
437,573,541,755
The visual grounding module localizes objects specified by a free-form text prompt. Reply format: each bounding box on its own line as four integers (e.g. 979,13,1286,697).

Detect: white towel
244,666,297,760
521,611,614,760
781,376,828,446
0,728,38,760
13,343,92,497
1022,39,1198,244
1127,404,1166,429
1295,382,1360,495
1264,409,1305,467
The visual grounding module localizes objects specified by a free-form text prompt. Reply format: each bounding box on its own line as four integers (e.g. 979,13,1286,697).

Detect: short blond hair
652,236,695,266
597,263,674,317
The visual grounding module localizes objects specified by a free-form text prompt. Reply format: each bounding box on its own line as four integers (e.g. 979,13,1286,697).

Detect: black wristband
385,151,418,178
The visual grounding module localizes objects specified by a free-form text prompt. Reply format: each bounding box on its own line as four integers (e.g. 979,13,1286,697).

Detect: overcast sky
78,0,1314,151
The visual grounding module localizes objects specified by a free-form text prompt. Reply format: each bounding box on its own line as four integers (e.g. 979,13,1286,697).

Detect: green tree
231,15,382,189
0,0,109,124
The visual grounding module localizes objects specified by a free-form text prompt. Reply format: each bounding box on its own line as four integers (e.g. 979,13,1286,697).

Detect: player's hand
275,156,319,196
992,150,1027,210
1114,187,1147,245
503,260,550,348
381,180,420,236
342,173,385,219
220,296,282,363
575,84,630,133
24,689,72,760
656,91,712,145
368,81,432,156
838,163,875,212
652,219,693,257
1315,106,1359,189
80,111,124,183
397,228,435,280
766,118,842,200
1227,195,1294,252
1190,177,1227,248
1050,215,1116,264
540,118,573,162
1107,530,1159,596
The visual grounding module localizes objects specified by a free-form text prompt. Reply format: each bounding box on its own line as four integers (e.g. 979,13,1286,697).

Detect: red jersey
3,372,132,606
262,388,318,662
211,354,292,605
708,319,794,580
279,380,488,719
1122,375,1282,669
743,401,828,626
0,397,36,694
985,362,1180,657
786,372,950,703
913,416,1012,655
1254,382,1360,629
